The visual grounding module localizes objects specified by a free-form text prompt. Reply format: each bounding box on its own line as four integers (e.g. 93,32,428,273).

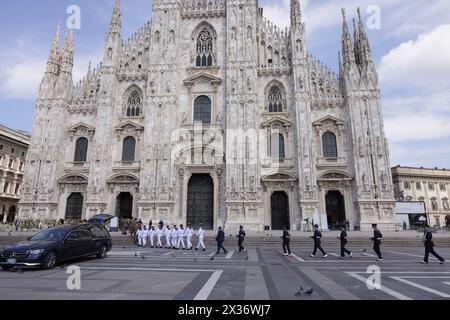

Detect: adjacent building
0,124,30,223
18,0,397,231
392,166,450,228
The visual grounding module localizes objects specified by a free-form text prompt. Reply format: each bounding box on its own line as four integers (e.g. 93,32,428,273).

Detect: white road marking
390,276,450,298
387,250,423,258
209,252,216,257
444,282,450,286
194,270,223,301
361,253,377,258
161,251,174,256
329,253,341,257
290,253,305,262
346,272,413,300
81,266,219,273
225,251,234,259
352,271,450,274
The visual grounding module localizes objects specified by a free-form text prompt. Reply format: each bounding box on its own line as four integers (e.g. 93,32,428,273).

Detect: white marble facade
19,0,397,231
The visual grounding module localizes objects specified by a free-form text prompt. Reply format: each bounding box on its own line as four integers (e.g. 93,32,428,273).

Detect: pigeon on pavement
295,286,314,296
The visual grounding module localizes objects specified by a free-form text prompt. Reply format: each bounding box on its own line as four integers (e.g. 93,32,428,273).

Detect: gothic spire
290,0,302,26
357,7,372,65
60,30,74,75
341,8,355,66
45,22,61,75
109,0,122,34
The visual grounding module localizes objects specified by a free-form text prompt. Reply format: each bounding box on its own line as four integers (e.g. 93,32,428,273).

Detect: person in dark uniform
338,227,352,259
310,224,328,258
281,227,291,256
422,225,446,264
216,226,227,255
371,224,383,261
237,225,246,253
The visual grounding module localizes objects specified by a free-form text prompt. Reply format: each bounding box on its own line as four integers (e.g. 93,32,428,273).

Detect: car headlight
29,249,45,255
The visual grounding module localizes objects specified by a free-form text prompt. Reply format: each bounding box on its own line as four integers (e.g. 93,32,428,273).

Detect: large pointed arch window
196,28,214,67
271,134,285,160
66,193,83,220
74,137,88,163
125,87,143,117
322,132,338,158
122,136,136,162
193,96,212,124
267,85,285,113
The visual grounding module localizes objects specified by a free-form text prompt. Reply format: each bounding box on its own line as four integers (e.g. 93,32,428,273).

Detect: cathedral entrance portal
116,192,133,219
325,191,346,229
187,174,214,230
271,192,290,230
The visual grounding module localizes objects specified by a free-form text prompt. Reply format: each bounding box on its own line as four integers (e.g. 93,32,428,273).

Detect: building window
65,193,84,220
431,198,438,211
428,183,435,191
403,181,411,190
193,96,212,124
271,134,285,160
443,201,449,211
20,162,24,171
14,184,20,195
8,159,14,169
74,137,88,163
196,28,214,67
322,132,338,158
122,136,136,162
21,152,25,157
416,182,422,190
11,148,15,154
0,145,3,150
126,88,143,117
268,86,283,112
3,182,9,194
440,183,446,192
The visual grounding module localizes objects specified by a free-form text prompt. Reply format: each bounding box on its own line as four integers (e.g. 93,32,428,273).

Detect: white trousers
197,236,205,249
172,237,178,248
187,236,193,249
165,236,171,248
149,236,154,247
139,236,147,247
178,237,185,249
157,235,162,247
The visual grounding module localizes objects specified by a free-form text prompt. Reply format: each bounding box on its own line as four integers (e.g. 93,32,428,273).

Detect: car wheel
96,245,107,259
1,266,10,271
43,251,57,270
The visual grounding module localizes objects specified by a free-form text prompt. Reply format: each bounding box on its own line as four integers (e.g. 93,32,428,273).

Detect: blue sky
0,0,449,168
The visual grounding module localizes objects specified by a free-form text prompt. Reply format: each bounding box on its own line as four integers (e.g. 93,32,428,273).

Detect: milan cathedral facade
19,0,397,231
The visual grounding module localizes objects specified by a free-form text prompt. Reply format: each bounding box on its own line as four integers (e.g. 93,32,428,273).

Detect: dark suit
216,230,227,254
423,231,445,263
340,230,352,257
312,230,326,256
238,229,246,252
372,229,383,259
282,230,291,254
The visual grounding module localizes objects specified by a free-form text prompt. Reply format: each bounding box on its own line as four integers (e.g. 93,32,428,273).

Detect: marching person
137,226,144,247
422,225,446,265
237,225,246,253
165,225,172,249
196,223,206,251
310,224,328,258
178,224,186,250
172,225,179,250
156,225,163,249
281,226,291,256
149,226,156,248
339,226,352,259
186,224,194,250
141,225,148,248
216,226,227,255
371,224,383,261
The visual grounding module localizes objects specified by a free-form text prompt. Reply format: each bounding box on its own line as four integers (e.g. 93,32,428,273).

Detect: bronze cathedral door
187,174,214,230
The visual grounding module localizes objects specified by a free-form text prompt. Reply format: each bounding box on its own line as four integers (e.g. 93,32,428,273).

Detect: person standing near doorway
196,223,206,251
422,225,446,265
149,226,156,248
310,224,327,258
371,224,383,261
156,225,163,248
178,224,186,250
216,226,227,255
339,227,352,259
172,225,179,250
164,225,171,249
186,224,194,250
281,227,291,256
237,225,246,253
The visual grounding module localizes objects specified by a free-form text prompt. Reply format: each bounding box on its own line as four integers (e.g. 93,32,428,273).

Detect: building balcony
0,192,21,200
262,158,294,169
316,157,348,169
112,161,141,171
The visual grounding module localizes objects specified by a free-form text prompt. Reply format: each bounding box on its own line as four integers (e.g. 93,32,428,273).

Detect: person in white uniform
149,226,156,248
141,225,148,248
186,224,194,250
137,226,144,247
156,225,163,248
172,225,179,250
195,223,206,251
177,224,186,250
165,225,172,249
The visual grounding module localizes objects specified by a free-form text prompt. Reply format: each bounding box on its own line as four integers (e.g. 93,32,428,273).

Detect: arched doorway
325,191,346,229
7,205,16,223
65,193,83,220
116,192,133,219
187,174,214,230
271,192,290,230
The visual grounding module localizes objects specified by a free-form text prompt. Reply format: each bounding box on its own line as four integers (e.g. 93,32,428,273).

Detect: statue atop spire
290,0,302,26
45,22,61,76
341,8,355,67
60,31,74,76
109,0,121,34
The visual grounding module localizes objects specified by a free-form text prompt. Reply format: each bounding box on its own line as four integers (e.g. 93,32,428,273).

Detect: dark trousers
424,246,445,263
238,239,245,252
341,244,352,257
313,242,326,256
283,241,291,254
373,243,383,259
217,241,227,254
